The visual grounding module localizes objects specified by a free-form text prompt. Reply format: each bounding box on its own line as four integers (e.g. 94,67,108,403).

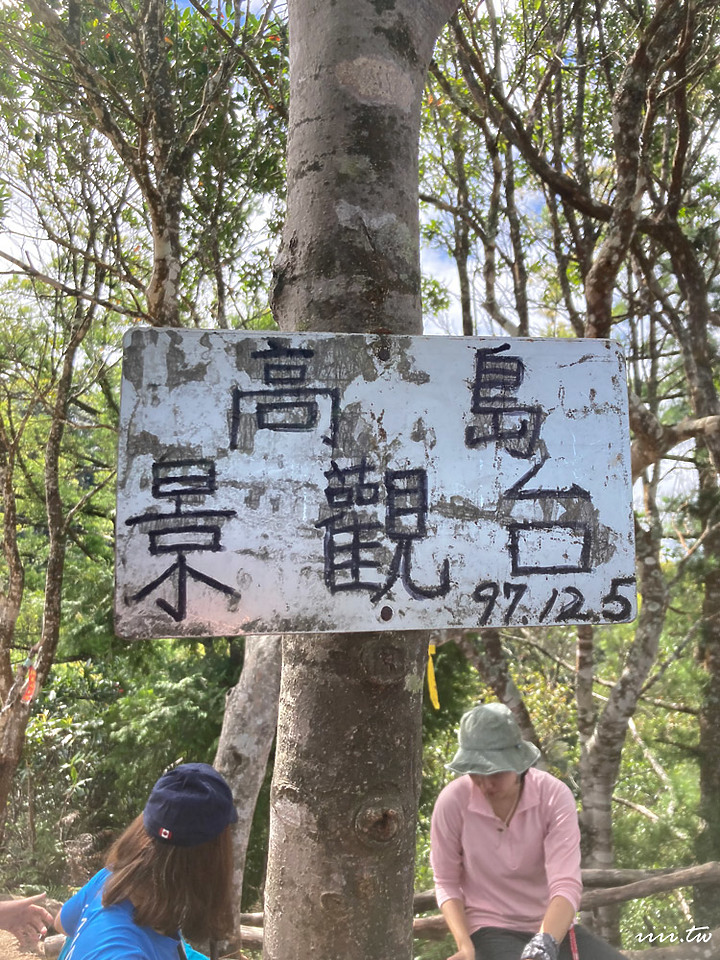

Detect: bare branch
0,250,146,323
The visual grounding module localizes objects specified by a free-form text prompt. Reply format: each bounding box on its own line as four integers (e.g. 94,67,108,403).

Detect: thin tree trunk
0,426,25,700
452,135,474,338
582,0,683,336
214,635,282,931
577,517,668,942
0,301,93,839
694,453,720,927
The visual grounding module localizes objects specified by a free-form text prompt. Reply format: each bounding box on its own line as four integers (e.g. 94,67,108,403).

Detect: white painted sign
115,330,636,637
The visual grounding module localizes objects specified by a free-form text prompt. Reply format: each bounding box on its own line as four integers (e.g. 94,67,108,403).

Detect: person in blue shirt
54,763,237,960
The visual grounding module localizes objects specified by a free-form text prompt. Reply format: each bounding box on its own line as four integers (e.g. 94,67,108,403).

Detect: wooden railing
232,863,720,958
38,862,720,958
412,863,720,959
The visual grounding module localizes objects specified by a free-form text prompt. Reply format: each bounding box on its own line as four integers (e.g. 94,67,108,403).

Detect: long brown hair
102,815,235,941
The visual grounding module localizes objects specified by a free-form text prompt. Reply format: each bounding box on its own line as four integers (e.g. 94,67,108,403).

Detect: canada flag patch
160,828,172,840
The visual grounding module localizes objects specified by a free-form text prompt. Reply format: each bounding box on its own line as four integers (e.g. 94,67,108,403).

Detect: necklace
495,784,521,832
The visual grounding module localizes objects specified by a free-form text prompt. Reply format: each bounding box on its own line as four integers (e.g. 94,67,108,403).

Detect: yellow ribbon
427,644,440,710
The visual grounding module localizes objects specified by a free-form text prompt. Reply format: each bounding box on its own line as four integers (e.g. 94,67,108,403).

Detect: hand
520,932,559,960
447,944,475,960
0,893,54,948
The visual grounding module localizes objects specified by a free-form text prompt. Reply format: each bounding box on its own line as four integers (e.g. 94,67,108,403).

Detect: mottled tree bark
214,635,282,932
264,634,428,960
576,518,668,942
265,2,460,958
693,455,720,927
271,0,459,336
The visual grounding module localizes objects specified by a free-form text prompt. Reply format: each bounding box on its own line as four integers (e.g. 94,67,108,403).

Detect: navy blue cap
143,763,238,847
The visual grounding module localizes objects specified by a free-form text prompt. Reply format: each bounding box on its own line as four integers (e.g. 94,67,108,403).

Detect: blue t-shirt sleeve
182,943,209,960
60,868,110,936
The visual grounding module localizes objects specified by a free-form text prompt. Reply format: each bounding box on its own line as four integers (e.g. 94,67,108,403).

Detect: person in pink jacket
430,702,625,960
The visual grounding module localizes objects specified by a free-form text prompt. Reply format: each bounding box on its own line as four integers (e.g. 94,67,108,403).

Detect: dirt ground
0,930,38,960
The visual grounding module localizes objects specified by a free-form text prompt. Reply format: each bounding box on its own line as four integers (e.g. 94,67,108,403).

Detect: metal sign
115,330,636,637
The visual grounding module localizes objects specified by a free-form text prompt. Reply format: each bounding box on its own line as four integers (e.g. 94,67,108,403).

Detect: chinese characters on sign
115,331,636,637
124,459,240,622
316,459,451,603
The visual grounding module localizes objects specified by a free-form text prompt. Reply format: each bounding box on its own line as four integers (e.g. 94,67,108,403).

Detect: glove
520,932,559,960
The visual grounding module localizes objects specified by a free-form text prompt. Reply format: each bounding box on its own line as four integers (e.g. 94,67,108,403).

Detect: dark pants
470,925,626,960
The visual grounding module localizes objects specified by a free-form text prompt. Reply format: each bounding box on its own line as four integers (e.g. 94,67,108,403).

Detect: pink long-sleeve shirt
430,769,583,934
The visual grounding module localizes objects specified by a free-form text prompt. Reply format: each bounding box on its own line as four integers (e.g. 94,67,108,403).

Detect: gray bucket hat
447,702,541,776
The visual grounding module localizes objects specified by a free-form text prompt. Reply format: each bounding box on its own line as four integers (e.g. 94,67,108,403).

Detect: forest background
1,0,720,955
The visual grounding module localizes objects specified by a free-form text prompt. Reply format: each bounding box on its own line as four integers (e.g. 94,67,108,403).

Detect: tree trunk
573,9,682,926
577,518,668,943
214,634,282,929
0,428,24,700
264,633,427,960
694,453,720,927
451,134,473,337
584,0,683,338
145,175,184,327
264,2,460,958
0,304,93,840
270,0,459,336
